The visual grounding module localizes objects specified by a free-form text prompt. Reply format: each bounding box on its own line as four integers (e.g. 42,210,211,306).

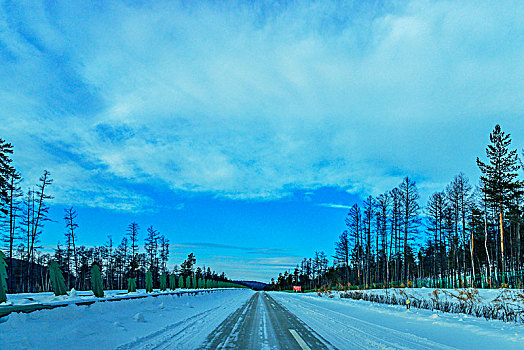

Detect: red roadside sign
293,286,301,292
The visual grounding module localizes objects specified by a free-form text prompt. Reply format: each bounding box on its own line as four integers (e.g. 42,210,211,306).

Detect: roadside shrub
340,287,524,324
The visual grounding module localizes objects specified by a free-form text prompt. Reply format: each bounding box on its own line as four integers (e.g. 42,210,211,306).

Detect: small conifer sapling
90,264,104,297
145,270,153,293
127,278,137,293
0,251,8,303
48,261,67,296
169,274,177,290
160,272,167,291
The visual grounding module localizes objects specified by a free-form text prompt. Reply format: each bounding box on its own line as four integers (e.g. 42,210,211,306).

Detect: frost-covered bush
90,265,104,298
339,287,524,324
145,271,153,293
0,251,7,303
48,261,67,296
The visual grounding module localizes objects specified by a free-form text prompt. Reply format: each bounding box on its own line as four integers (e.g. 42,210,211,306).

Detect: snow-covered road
271,292,524,349
201,292,331,349
2,289,524,349
0,289,254,350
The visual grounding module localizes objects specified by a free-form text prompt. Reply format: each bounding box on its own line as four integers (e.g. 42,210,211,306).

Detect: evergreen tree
90,264,104,297
179,275,184,289
1,168,22,292
180,253,196,279
160,272,167,291
0,251,7,303
48,260,67,296
169,273,177,290
477,124,521,278
145,270,153,293
0,138,15,215
127,277,137,293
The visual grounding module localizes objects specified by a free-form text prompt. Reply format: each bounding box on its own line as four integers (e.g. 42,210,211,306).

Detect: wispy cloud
173,242,292,255
1,0,523,210
318,203,352,210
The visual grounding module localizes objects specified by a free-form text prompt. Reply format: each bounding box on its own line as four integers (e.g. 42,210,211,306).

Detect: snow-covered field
0,288,254,349
272,291,524,349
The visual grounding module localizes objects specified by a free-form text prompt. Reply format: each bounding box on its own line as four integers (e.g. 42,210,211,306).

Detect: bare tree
64,207,79,289
399,177,420,282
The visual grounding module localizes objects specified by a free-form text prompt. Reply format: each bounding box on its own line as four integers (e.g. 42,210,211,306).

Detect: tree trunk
499,208,505,285
484,209,492,287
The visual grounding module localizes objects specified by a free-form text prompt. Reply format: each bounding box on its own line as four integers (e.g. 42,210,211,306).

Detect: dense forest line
271,125,524,291
0,141,230,294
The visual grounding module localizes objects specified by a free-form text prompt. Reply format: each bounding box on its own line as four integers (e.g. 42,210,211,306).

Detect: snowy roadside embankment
336,288,524,323
0,288,235,318
272,291,524,349
1,288,219,307
0,288,254,349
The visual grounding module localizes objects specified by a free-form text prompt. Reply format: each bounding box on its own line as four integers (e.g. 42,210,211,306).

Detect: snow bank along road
2,289,524,349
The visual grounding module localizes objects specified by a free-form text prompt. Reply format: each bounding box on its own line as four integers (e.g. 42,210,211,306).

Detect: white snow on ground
271,291,524,349
0,289,254,350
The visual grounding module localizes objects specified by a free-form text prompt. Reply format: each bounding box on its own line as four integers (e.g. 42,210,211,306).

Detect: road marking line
289,329,311,350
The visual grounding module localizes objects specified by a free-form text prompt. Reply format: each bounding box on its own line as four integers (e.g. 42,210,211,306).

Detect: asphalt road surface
200,292,334,349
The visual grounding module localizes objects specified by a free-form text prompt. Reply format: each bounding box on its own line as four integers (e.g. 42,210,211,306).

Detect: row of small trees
0,250,242,304
272,124,524,290
0,137,233,295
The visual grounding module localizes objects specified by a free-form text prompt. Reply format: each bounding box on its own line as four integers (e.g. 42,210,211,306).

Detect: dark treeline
272,125,524,291
0,138,230,293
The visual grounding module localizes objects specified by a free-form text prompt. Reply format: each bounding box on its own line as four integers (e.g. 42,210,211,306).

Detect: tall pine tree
477,125,521,279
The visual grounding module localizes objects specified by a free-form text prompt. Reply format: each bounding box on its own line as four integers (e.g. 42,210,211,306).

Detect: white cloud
318,203,352,210
1,0,523,209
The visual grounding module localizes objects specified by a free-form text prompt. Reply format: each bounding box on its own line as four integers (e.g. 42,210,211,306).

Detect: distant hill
233,280,269,291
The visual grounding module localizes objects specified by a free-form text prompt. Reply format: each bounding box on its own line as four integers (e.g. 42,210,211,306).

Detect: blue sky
1,0,523,282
